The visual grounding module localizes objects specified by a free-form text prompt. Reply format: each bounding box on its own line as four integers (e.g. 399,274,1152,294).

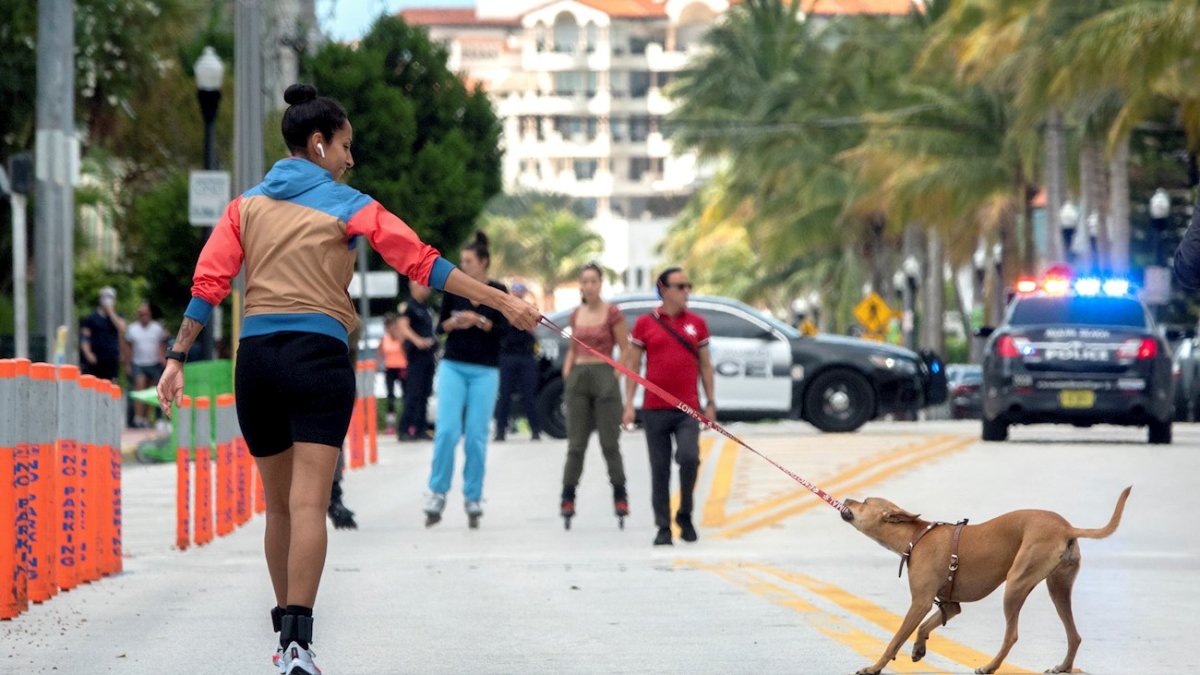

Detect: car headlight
870,354,918,374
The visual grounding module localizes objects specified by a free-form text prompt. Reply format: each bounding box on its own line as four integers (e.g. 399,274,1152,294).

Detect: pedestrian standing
423,231,508,529
377,313,407,434
157,84,538,675
397,279,437,441
560,263,629,526
125,302,168,427
493,282,542,442
80,286,126,382
623,267,716,546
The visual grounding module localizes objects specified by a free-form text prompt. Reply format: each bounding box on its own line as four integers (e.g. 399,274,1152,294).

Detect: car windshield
1008,296,1148,328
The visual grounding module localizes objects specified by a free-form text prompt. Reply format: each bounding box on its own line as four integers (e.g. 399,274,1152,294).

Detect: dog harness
898,518,969,625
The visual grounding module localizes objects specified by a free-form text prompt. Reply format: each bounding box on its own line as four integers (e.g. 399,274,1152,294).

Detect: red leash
539,316,847,514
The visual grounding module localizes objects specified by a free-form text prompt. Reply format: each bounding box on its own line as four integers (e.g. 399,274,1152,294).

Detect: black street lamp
194,46,224,360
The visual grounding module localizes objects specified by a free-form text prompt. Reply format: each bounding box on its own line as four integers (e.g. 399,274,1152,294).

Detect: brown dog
840,487,1131,675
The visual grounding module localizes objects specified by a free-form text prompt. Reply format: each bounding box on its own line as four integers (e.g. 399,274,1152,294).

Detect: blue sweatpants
428,359,500,501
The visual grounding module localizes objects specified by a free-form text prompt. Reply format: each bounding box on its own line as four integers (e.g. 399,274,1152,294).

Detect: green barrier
131,360,233,463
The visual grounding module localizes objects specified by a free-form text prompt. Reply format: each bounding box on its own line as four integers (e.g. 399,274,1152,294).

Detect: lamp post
902,255,920,351
194,46,224,360
1149,187,1170,265
1059,201,1079,264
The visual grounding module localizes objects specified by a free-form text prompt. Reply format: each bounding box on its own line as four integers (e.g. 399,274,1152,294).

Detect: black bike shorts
235,332,356,457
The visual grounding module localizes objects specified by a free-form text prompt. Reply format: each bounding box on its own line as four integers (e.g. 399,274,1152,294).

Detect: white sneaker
272,646,285,673
424,492,446,515
282,641,322,675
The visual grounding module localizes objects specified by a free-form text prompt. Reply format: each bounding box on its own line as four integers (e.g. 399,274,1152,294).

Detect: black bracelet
166,349,188,363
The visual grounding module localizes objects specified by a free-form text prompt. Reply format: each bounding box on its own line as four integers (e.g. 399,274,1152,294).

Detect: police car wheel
538,378,568,440
803,369,874,433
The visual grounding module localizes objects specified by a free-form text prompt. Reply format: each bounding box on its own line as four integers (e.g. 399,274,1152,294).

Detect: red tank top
570,304,623,357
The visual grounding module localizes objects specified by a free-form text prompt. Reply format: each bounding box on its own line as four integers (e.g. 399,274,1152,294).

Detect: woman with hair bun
423,230,510,530
157,84,539,675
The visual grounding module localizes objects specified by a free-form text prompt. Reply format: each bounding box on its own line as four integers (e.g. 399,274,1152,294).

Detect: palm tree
482,201,604,311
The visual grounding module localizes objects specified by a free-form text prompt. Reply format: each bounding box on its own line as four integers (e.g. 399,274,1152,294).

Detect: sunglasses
666,282,693,291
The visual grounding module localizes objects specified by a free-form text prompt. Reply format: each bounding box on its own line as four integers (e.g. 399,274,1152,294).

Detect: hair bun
474,230,490,247
284,83,318,105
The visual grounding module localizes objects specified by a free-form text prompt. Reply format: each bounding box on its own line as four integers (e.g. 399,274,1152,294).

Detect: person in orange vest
377,312,408,435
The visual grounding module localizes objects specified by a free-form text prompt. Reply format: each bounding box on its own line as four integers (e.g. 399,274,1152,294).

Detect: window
554,72,580,96
611,117,627,141
574,159,598,180
1009,296,1149,328
630,116,650,141
630,71,651,98
575,198,598,218
694,307,772,340
630,157,651,180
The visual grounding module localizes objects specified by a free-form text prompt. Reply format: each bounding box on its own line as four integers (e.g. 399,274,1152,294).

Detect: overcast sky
317,0,476,42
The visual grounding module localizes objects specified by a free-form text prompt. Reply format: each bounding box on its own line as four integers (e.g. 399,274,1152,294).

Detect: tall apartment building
402,0,911,291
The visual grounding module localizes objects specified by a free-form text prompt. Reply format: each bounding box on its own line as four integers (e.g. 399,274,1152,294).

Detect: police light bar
1014,274,1133,296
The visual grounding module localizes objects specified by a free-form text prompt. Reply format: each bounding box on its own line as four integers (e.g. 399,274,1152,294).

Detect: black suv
979,278,1173,444
531,294,945,438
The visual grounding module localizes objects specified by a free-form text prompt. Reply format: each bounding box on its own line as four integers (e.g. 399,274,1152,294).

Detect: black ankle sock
280,606,314,649
271,606,285,633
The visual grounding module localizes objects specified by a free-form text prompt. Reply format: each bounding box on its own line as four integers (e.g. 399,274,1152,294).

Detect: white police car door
691,303,791,413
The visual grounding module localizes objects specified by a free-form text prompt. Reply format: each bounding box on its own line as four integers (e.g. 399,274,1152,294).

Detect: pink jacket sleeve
345,200,449,288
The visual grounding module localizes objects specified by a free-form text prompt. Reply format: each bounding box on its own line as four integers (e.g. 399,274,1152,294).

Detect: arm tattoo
172,317,203,354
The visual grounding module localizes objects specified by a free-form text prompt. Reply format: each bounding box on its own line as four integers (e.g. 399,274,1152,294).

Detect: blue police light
1074,278,1101,296
1102,279,1130,296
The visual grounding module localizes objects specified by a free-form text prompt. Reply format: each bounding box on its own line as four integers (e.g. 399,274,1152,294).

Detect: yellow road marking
701,437,738,527
668,435,716,537
705,434,958,529
711,436,975,539
743,563,1034,673
679,560,951,673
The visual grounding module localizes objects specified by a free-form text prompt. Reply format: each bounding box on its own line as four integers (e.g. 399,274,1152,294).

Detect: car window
1008,296,1149,328
692,307,770,339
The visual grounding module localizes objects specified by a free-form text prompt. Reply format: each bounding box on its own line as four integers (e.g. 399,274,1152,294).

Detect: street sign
188,170,231,226
349,270,400,299
1142,265,1171,305
853,292,896,334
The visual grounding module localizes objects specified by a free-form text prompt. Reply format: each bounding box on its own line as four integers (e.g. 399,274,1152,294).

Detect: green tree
306,16,502,260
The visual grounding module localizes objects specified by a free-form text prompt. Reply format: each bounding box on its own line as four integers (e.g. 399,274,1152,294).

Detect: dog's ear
883,509,920,523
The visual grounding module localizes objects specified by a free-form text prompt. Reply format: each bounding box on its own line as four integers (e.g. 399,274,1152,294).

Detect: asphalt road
3,419,1197,674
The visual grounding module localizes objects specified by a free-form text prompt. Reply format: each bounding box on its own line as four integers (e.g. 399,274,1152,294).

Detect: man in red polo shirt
623,266,716,546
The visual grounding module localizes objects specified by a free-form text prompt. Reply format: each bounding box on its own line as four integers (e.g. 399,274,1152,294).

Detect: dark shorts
132,363,163,383
235,332,356,457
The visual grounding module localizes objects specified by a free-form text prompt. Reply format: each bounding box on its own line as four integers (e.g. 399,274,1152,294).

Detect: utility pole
233,0,266,352
34,0,76,363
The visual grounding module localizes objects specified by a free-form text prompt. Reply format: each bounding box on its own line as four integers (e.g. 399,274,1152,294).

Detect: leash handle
539,316,846,514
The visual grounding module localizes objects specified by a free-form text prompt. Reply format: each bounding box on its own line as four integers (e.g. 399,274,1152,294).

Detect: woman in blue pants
424,231,509,528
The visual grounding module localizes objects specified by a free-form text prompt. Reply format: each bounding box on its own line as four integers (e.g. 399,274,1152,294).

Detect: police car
532,294,945,438
979,274,1174,444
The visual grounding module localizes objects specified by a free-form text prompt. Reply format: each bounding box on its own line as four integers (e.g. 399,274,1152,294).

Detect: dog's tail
1070,486,1132,540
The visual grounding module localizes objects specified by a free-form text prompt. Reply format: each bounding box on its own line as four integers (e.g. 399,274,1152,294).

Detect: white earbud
317,142,325,159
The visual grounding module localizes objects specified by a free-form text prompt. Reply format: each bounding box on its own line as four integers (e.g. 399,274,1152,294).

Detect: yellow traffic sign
853,292,896,334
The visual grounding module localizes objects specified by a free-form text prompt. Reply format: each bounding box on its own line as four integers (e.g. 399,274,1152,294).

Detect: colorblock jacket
184,158,455,344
